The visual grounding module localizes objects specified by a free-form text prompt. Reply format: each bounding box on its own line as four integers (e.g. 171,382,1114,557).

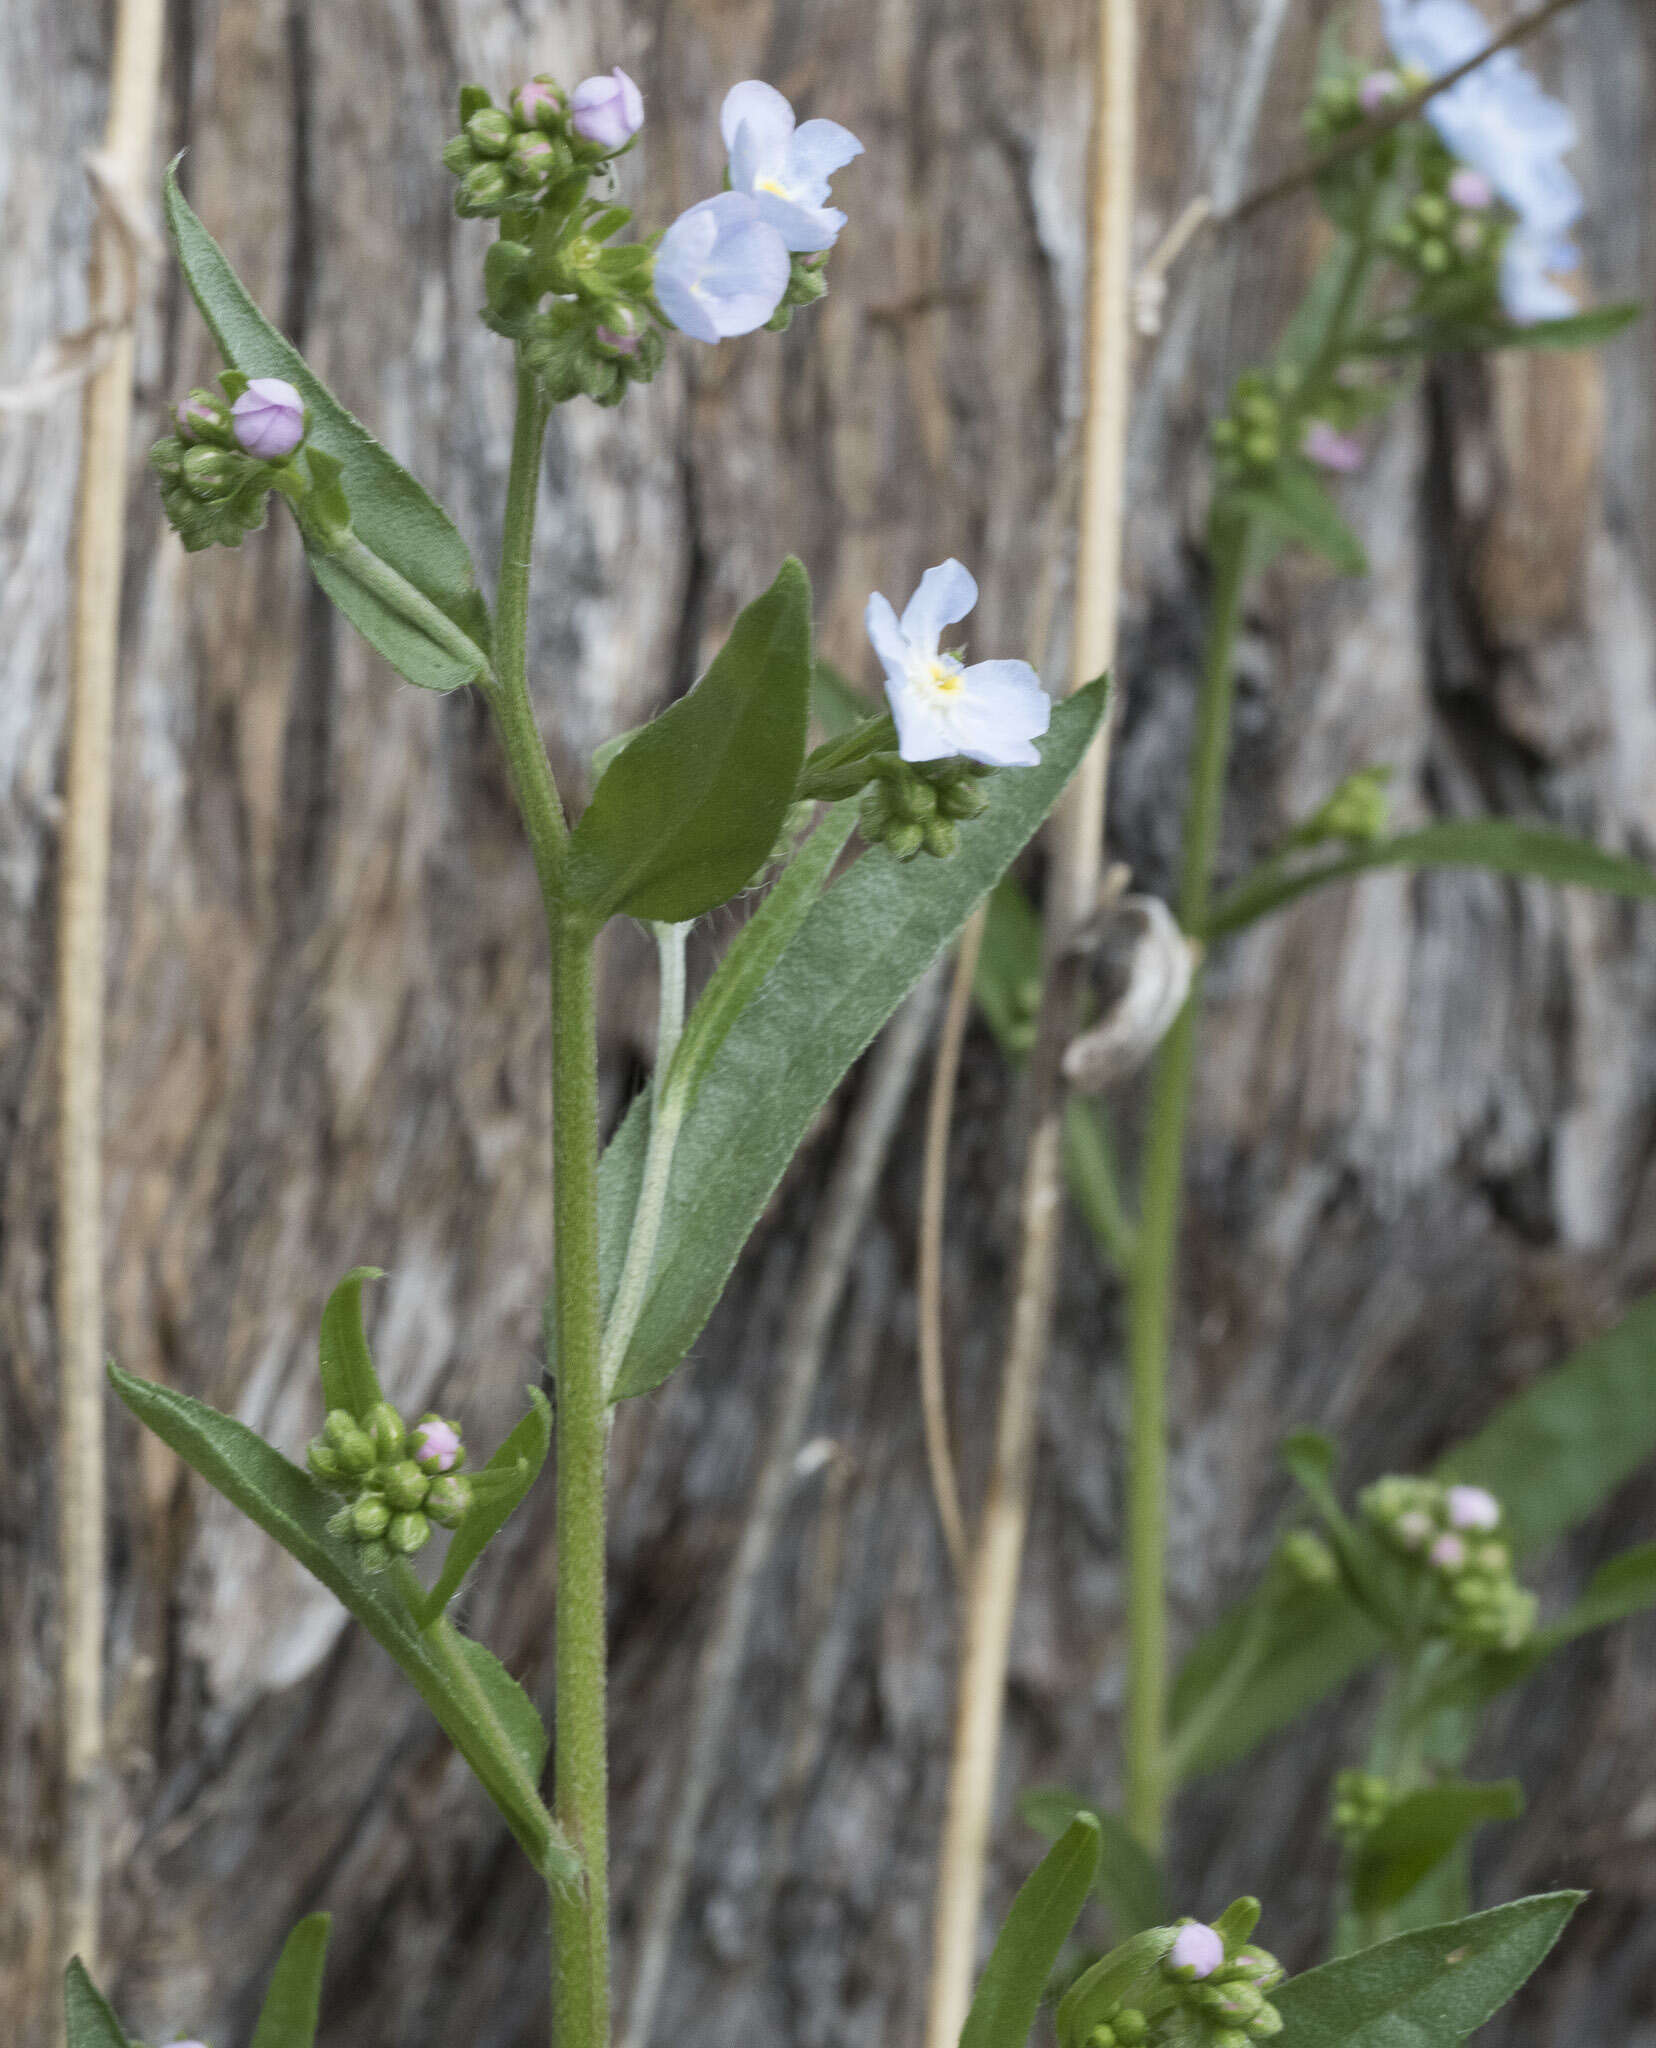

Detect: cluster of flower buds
1210,368,1298,484
307,1402,473,1573
150,373,309,552
857,754,992,862
1384,141,1501,288
1301,65,1411,148
1361,1477,1537,1652
443,71,642,220
1330,1767,1395,1847
1159,1918,1285,2047
1086,2004,1150,2046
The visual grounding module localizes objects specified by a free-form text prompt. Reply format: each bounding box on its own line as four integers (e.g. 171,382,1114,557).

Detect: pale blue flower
654,192,790,342
1380,0,1582,321
865,560,1051,767
570,68,644,151
720,80,863,253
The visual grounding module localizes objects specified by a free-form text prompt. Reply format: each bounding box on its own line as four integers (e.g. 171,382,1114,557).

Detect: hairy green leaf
1205,820,1656,942
1273,1893,1581,2047
251,1914,332,2048
1350,1782,1524,1915
1055,1927,1178,2048
565,559,813,924
64,1962,130,2048
606,678,1109,1400
108,1365,573,1883
961,1815,1100,2048
316,1265,386,1419
1019,1787,1167,1937
164,165,490,692
415,1388,551,1626
1359,302,1641,359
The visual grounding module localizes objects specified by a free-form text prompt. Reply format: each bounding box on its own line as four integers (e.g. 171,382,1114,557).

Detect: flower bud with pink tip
1168,1921,1226,1981
411,1413,465,1475
1430,1532,1467,1571
569,67,644,151
1446,1483,1501,1530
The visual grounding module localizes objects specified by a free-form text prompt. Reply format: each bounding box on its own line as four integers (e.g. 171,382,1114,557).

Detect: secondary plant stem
1122,504,1249,1850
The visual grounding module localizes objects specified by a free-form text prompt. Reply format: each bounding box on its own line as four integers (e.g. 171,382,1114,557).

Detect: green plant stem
549,915,611,2048
328,531,494,681
1122,504,1251,1851
483,358,568,917
480,353,608,2048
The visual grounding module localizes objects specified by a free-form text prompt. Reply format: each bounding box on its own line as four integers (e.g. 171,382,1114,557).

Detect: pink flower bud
514,79,561,128
175,396,218,440
230,377,305,460
1302,420,1365,474
596,318,643,358
1359,71,1403,116
1169,1922,1225,1979
411,1414,462,1474
1430,1532,1467,1571
1446,1483,1501,1531
569,67,644,151
1447,168,1495,211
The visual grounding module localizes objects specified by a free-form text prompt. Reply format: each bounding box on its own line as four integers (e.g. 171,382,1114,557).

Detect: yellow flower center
925,657,964,696
756,174,793,200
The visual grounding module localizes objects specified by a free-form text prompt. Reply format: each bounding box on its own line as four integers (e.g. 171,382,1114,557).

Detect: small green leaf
316,1265,386,1419
1350,1781,1524,1915
1231,465,1368,576
1205,820,1656,942
1054,1926,1178,2048
416,1388,552,1626
1273,1893,1582,2047
1018,1787,1167,1937
565,559,814,924
454,1632,549,1781
64,1962,130,2048
1281,1432,1404,1629
251,1913,332,2048
974,874,1044,1059
164,164,490,692
108,1365,575,1884
604,678,1109,1400
1359,301,1641,358
961,1814,1101,2048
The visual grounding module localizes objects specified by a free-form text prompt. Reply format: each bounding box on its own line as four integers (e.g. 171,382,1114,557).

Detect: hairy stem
1122,504,1249,1851
550,917,611,2048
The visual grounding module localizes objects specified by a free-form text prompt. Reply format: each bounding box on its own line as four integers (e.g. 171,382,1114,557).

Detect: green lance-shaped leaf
1170,1289,1656,1778
164,164,491,692
251,1914,332,2048
1356,301,1641,359
415,1387,551,1626
1018,1787,1167,1938
1204,819,1656,942
108,1365,574,1885
603,677,1109,1401
316,1265,387,1418
63,1961,131,2048
1349,1781,1524,1916
1229,465,1368,577
960,1813,1101,2048
1272,1892,1582,2048
564,559,814,925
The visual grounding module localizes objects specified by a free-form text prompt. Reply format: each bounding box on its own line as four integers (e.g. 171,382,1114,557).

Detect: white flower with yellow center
866,560,1052,767
720,80,863,253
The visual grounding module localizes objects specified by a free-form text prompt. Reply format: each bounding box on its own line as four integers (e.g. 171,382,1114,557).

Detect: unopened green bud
460,161,513,215
922,817,959,859
425,1474,474,1529
352,1494,391,1540
357,1538,393,1574
365,1401,406,1460
885,820,925,862
937,776,991,821
1243,431,1279,468
1087,2028,1117,2047
466,107,516,157
182,444,243,502
1413,192,1450,229
388,1510,431,1556
1213,2032,1251,2048
1249,2006,1284,2038
441,134,474,177
900,778,938,823
1113,2012,1148,2044
1279,1529,1338,1586
306,1438,346,1487
384,1460,431,1512
1419,237,1451,274
324,1408,360,1448
335,1427,376,1474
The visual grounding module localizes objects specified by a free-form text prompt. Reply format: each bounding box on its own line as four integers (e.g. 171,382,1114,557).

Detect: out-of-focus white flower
1381,0,1583,322
720,80,863,253
653,192,790,342
865,559,1051,767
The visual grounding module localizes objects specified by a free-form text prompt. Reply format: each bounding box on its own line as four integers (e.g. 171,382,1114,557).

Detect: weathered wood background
3,0,1654,2042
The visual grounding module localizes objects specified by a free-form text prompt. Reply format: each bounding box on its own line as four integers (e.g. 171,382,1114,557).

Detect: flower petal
884,679,960,763
947,659,1051,767
787,117,865,188
864,590,910,676
899,559,978,654
720,79,795,164
751,190,844,253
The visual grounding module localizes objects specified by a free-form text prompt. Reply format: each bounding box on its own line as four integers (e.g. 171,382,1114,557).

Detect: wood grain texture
2,1,1653,2043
